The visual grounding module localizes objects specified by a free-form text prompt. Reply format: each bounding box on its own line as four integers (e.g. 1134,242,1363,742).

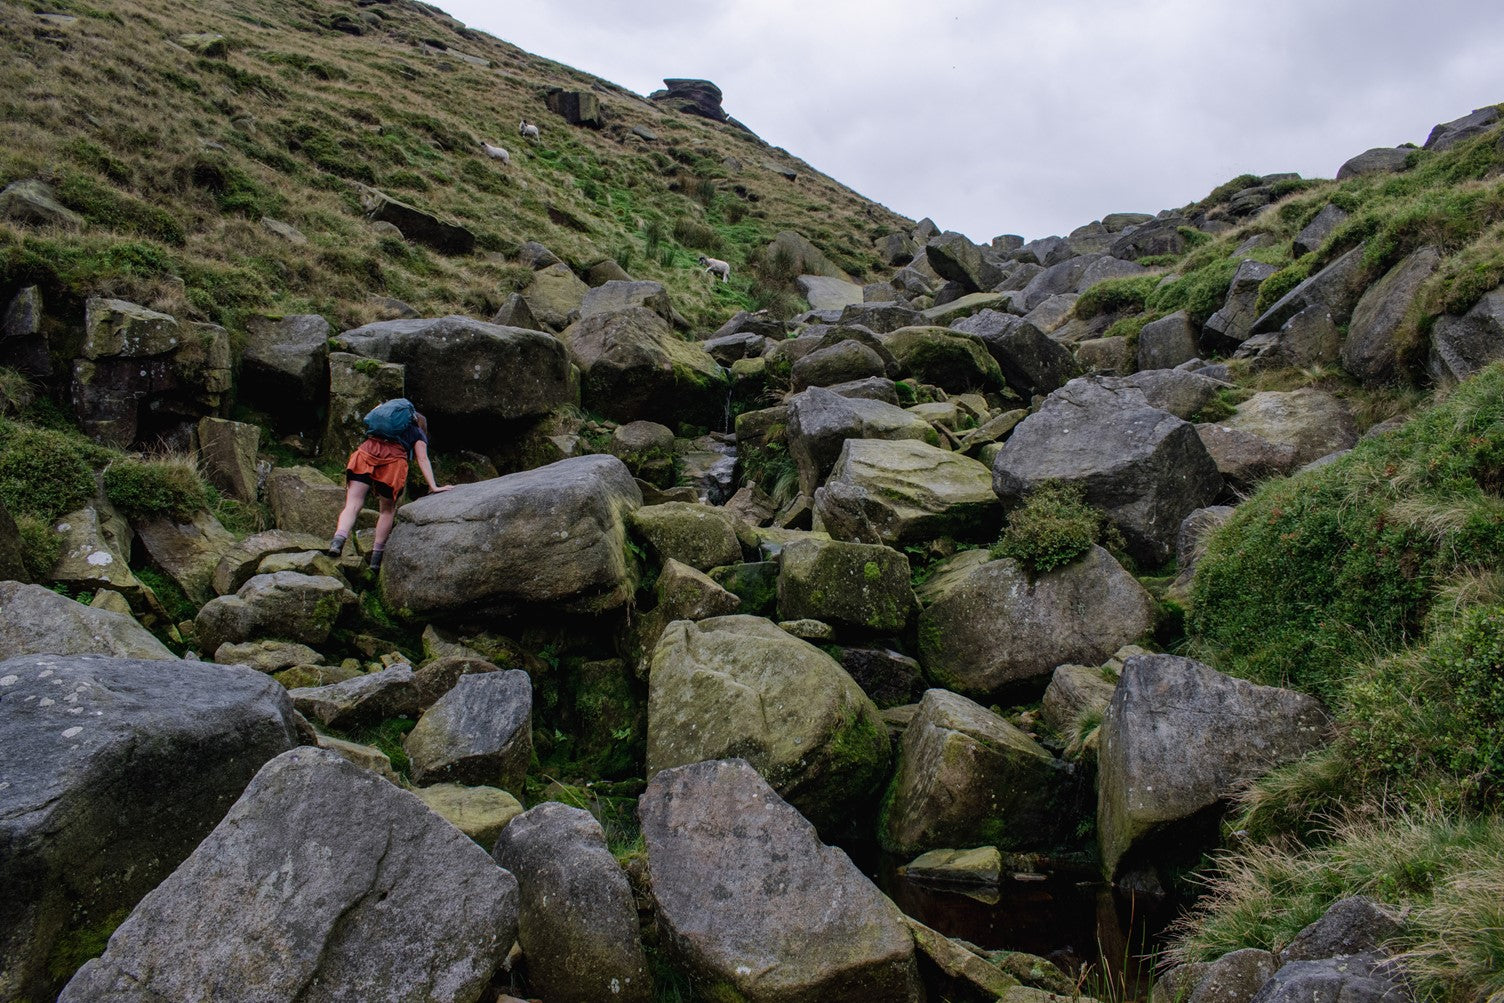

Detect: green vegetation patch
103,456,210,521
1074,275,1160,320
1190,364,1504,701
991,480,1114,575
0,420,98,520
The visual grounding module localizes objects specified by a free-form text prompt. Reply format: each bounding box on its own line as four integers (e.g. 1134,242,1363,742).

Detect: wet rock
881,688,1071,857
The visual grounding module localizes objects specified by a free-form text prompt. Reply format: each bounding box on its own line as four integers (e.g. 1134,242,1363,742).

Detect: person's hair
414,412,429,434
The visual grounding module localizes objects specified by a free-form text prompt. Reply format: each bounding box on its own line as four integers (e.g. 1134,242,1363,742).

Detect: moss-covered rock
880,688,1073,858
647,615,889,836
629,501,742,572
776,536,915,633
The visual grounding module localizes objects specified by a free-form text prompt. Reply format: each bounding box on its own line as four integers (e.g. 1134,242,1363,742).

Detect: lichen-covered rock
917,547,1154,700
2,654,301,1003
628,501,742,572
411,784,523,847
59,747,518,1003
880,325,1005,394
647,616,889,834
815,438,999,547
1428,285,1504,386
1041,663,1118,737
239,314,331,420
337,315,571,421
1219,388,1357,466
321,350,406,461
786,386,938,495
880,689,1072,857
265,465,347,537
290,665,422,731
562,306,728,429
1097,654,1330,877
405,670,532,794
641,759,922,1002
0,581,174,661
382,456,641,619
212,530,332,596
133,510,236,605
776,537,915,633
195,572,354,653
492,803,652,1003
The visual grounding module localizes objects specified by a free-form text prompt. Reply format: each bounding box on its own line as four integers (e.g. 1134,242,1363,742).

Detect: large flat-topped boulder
336,315,572,420
60,747,518,1003
382,455,642,618
1,655,302,1003
641,759,922,1002
992,377,1222,566
815,438,999,546
1219,388,1357,466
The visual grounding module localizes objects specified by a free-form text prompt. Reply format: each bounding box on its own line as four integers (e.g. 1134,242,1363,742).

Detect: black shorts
345,469,397,500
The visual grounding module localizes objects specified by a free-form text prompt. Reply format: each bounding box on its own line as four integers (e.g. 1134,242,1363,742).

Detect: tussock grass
1168,809,1504,1003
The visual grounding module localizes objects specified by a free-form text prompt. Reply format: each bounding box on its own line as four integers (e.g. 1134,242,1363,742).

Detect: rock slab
61,747,518,1003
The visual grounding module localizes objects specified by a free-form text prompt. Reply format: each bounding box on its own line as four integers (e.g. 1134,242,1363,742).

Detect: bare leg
372,495,397,551
334,480,371,538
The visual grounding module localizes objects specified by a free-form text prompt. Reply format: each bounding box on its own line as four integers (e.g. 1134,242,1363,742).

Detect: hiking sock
327,534,347,558
368,548,384,570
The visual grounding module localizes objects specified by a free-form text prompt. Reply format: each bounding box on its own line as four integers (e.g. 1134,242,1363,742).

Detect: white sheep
480,141,510,165
698,254,731,282
519,119,540,140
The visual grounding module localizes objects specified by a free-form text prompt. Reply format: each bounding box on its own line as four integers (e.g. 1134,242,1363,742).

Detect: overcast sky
437,0,1504,242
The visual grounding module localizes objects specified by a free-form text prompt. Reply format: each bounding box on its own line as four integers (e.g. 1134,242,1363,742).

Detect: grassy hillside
0,0,910,334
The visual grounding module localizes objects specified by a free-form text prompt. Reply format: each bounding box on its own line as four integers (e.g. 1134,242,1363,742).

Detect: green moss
862,560,881,582
136,566,197,624
47,907,128,981
1076,275,1162,320
1144,257,1241,324
15,512,63,580
344,716,417,777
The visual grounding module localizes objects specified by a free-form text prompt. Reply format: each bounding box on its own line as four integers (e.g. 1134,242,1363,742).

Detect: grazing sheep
480,141,510,165
698,255,731,282
519,119,540,140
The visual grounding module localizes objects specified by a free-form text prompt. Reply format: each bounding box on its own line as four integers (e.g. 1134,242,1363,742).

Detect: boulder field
6,100,1499,1003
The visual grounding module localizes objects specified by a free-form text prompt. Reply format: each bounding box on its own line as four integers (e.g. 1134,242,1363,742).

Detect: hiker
327,398,451,569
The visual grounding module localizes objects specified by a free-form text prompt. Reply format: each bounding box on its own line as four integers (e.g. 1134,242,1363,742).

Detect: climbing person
327,397,451,570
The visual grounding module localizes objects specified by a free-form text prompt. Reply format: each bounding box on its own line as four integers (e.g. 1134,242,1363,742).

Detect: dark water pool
877,860,1177,997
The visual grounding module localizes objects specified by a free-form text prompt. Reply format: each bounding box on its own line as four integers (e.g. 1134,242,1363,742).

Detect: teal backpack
363,398,416,441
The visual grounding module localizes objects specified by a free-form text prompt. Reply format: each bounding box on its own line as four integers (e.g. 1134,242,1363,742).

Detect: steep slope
0,0,910,332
